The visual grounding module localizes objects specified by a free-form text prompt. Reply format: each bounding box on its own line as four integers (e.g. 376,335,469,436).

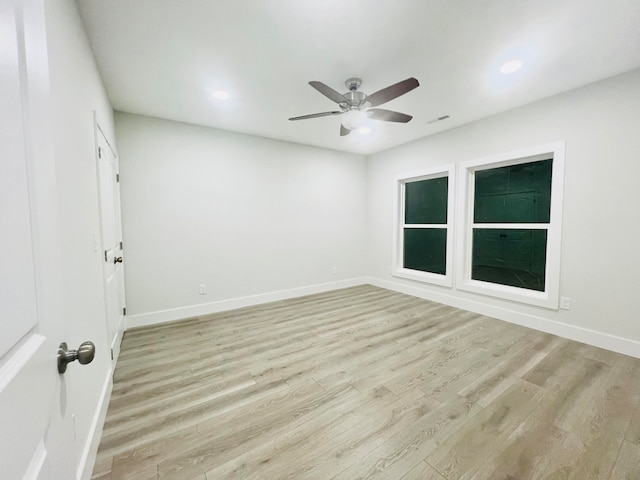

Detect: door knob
57,341,96,374
114,256,123,264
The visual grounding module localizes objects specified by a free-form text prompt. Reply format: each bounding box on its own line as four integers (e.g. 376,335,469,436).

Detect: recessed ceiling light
500,60,523,74
212,90,230,100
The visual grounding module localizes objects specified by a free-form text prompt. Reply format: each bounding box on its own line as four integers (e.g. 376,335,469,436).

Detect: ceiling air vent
426,115,450,124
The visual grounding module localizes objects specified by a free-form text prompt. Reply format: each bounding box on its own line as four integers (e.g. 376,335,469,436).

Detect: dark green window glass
405,177,448,225
472,229,547,291
403,228,447,275
474,159,552,223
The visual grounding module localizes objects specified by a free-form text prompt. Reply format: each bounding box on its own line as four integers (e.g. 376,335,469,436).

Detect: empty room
2,0,640,479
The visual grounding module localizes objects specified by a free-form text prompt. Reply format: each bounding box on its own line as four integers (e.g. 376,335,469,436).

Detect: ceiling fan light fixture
500,60,523,74
212,90,230,100
341,110,369,131
357,126,372,135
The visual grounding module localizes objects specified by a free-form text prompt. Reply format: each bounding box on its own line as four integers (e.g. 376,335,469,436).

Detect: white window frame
456,142,565,309
393,165,455,287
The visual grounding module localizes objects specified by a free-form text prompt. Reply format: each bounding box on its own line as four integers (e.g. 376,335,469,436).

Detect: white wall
366,68,640,356
116,113,367,325
118,71,640,356
44,0,116,477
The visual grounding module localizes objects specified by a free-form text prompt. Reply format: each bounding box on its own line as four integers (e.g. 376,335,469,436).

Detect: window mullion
404,224,448,229
471,223,549,230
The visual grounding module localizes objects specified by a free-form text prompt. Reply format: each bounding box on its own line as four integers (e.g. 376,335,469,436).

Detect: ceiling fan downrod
343,77,366,110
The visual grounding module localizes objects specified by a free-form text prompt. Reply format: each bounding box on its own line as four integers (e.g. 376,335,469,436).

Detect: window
456,143,565,308
393,166,454,286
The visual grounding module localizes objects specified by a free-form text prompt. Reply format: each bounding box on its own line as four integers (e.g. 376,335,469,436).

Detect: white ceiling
77,0,640,155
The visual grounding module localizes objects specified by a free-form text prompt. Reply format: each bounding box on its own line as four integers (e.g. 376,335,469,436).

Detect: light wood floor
92,285,640,480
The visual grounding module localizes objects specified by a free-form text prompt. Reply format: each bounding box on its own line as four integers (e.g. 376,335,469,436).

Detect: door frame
94,114,126,368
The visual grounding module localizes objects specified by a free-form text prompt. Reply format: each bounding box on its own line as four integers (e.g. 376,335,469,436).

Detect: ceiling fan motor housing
342,90,367,109
342,77,368,110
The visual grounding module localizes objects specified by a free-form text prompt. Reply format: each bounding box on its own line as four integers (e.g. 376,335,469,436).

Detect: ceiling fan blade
340,124,351,136
366,77,419,107
289,111,342,121
367,108,413,123
309,81,349,104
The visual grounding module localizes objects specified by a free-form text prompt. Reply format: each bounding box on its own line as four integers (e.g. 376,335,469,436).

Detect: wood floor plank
626,407,640,445
609,440,640,480
425,380,546,479
329,388,488,479
91,285,640,480
399,460,445,480
457,334,563,408
156,384,363,478
101,377,289,459
103,378,325,478
202,385,406,479
539,353,640,479
264,388,441,480
466,404,568,479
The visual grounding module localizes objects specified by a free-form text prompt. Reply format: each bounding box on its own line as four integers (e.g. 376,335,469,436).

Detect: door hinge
123,307,127,316
110,348,114,360
116,173,120,183
98,147,102,159
104,250,108,262
120,241,123,250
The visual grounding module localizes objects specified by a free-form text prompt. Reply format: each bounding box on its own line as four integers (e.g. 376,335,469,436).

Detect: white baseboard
110,320,125,365
77,368,113,480
367,276,640,359
126,277,369,329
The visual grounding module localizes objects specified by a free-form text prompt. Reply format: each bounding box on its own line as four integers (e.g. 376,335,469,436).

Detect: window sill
392,268,452,288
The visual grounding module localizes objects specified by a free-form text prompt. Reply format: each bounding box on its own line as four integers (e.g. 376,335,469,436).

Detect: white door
96,125,126,366
0,0,73,477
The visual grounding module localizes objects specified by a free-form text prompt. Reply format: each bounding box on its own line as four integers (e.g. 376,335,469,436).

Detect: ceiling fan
289,77,419,136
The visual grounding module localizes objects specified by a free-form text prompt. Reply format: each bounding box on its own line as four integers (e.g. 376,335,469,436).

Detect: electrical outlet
199,284,207,295
332,266,337,275
560,297,571,310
